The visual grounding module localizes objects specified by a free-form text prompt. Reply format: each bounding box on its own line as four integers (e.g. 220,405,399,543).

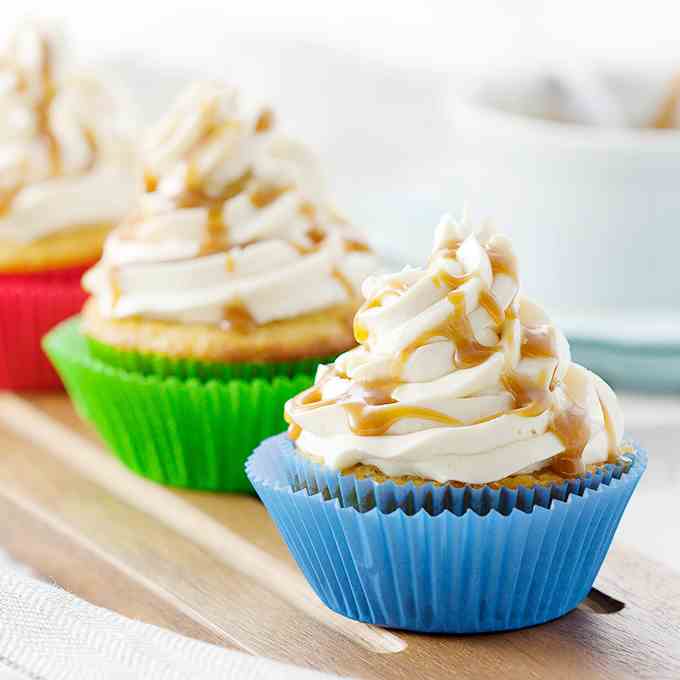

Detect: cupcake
247,213,646,633
45,82,379,492
0,23,137,389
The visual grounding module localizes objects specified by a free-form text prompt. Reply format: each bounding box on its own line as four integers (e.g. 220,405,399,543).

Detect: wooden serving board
0,392,678,680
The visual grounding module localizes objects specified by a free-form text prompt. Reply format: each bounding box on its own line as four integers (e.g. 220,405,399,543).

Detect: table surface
0,390,678,680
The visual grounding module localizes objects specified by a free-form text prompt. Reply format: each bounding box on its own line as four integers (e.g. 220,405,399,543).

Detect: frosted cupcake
0,23,137,389
46,82,379,492
248,213,646,633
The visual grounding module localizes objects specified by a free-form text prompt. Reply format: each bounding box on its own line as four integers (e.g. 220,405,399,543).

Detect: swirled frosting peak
285,213,624,484
84,82,378,327
0,22,137,243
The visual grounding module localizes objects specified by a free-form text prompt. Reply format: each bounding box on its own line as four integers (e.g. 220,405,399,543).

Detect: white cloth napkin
0,566,352,680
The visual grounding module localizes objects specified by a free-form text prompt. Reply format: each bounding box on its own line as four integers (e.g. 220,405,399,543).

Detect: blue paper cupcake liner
246,433,646,633
278,436,632,516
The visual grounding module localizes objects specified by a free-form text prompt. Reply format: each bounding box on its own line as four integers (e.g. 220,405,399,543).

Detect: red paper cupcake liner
0,264,92,390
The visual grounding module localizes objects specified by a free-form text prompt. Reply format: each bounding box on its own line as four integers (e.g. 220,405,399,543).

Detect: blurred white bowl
452,86,680,345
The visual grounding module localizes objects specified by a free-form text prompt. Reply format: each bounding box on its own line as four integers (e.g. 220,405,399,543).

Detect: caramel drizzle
343,403,461,436
38,36,60,177
290,203,328,255
397,290,499,372
0,186,23,217
650,73,680,129
353,318,369,344
287,422,302,441
144,171,158,193
600,396,622,464
307,227,326,245
487,239,518,279
255,108,274,133
344,239,371,253
521,324,555,358
353,280,408,344
222,301,256,334
289,232,598,479
0,33,63,215
549,403,589,477
177,165,252,256
332,268,356,299
109,266,122,308
432,269,475,289
136,100,337,272
250,184,289,209
478,289,504,325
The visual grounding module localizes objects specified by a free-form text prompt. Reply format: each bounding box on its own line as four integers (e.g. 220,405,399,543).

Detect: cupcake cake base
81,298,359,365
247,433,646,633
0,224,112,273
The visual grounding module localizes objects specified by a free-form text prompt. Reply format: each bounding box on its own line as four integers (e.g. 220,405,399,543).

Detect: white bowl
452,90,680,345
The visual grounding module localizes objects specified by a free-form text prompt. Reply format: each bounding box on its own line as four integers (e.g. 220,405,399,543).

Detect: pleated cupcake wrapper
277,435,629,517
246,434,646,633
85,334,336,382
44,318,318,493
0,266,90,390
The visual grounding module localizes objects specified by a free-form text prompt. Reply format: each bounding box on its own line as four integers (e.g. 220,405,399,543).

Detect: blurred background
2,1,678,562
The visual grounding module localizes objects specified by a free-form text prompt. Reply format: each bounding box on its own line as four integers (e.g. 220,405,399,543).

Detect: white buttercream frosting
0,23,137,243
84,82,378,327
285,213,625,484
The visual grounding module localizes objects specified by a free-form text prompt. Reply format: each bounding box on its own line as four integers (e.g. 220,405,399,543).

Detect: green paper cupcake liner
44,317,319,493
85,334,336,382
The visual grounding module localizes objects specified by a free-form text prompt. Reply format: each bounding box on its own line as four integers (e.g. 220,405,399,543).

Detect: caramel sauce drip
651,73,680,129
38,37,61,177
109,267,122,308
0,186,22,217
307,227,326,245
291,372,335,413
0,33,64,216
176,166,252,255
287,422,302,441
81,126,98,173
432,270,475,289
600,396,621,464
478,290,504,325
250,184,288,209
299,201,316,220
332,268,355,299
521,324,555,358
505,320,592,477
549,404,589,477
487,239,518,279
353,276,410,344
199,204,228,255
354,318,369,343
399,291,498,371
223,301,256,334
349,379,399,406
144,171,158,193
502,371,552,418
344,239,371,253
503,360,592,478
225,254,235,273
343,402,461,436
255,108,274,133
178,163,253,209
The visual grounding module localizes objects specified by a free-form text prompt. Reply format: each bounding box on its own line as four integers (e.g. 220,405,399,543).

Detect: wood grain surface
0,392,678,680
